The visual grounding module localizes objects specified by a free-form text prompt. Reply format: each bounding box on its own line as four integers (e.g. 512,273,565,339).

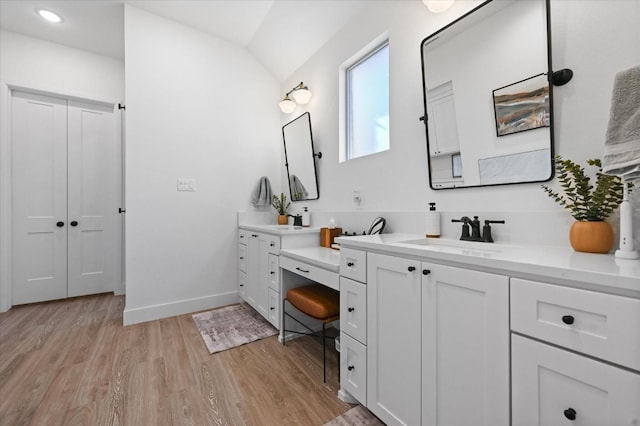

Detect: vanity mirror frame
282,112,320,201
420,0,555,190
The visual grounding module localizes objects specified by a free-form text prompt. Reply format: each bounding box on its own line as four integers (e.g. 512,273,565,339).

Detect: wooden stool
282,283,340,383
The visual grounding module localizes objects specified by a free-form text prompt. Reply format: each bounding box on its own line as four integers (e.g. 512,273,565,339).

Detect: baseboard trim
123,291,240,325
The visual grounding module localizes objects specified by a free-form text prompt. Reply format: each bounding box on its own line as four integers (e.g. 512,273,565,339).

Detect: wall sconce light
422,0,454,14
278,82,312,113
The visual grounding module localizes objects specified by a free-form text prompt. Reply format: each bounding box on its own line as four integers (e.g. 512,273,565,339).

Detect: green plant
542,155,628,221
272,192,290,215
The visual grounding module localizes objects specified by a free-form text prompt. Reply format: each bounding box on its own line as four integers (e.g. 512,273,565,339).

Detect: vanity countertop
239,224,321,235
279,246,341,273
335,233,640,298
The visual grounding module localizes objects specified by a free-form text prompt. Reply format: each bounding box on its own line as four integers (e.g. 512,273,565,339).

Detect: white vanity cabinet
337,233,640,426
365,253,510,426
242,232,277,320
511,278,640,426
238,226,319,329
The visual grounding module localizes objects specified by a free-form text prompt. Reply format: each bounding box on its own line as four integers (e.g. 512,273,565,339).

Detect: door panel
67,101,117,297
11,91,68,304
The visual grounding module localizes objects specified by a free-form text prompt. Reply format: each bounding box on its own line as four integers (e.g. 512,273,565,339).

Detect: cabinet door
512,334,640,426
245,233,260,309
422,263,509,426
367,253,421,426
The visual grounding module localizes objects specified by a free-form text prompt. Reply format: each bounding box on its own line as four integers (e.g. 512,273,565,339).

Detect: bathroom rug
192,303,278,354
324,405,385,426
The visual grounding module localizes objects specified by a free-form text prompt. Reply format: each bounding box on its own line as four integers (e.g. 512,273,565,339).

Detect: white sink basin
396,238,509,256
256,225,306,231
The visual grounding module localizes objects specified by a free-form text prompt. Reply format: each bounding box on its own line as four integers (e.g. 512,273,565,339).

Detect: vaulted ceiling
0,0,372,81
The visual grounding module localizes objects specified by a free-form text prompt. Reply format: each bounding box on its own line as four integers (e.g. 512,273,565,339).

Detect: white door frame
0,82,124,312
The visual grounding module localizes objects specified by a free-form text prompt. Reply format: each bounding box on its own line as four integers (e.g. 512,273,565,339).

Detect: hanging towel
251,176,272,208
602,65,640,181
289,175,308,201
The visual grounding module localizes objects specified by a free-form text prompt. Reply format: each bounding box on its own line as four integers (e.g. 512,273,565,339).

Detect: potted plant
272,192,291,225
542,155,627,253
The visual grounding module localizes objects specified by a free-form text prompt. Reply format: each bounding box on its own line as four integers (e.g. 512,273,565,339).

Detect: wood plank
0,294,353,425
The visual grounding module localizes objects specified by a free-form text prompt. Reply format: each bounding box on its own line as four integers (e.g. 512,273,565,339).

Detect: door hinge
118,208,126,214
118,103,126,110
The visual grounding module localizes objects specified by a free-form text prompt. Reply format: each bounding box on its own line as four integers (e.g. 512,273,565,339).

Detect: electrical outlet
177,178,196,191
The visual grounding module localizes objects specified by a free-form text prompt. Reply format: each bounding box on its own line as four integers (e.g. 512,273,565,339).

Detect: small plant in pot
272,192,291,225
542,155,628,253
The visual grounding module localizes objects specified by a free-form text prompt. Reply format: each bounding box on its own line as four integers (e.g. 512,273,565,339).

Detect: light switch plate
177,178,196,191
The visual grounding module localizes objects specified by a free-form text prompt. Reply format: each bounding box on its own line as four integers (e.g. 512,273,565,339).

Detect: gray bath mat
324,406,385,426
192,303,278,354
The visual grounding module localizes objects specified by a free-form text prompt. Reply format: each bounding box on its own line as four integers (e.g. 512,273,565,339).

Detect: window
344,41,389,161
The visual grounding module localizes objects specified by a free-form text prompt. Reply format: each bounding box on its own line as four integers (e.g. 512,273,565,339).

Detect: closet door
11,91,69,304
67,100,117,297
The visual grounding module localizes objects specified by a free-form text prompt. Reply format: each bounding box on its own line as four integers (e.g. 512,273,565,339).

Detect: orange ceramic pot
569,221,614,254
277,215,288,225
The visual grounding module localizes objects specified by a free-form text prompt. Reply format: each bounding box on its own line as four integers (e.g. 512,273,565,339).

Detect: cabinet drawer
340,332,367,406
280,255,339,291
340,248,366,283
268,253,279,291
512,334,640,426
511,278,640,371
268,288,280,329
266,235,280,255
340,277,367,345
239,270,247,300
238,244,247,272
238,229,249,245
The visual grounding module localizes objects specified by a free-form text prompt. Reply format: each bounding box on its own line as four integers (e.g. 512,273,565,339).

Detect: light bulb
423,0,454,14
278,96,296,114
291,88,312,105
37,9,63,23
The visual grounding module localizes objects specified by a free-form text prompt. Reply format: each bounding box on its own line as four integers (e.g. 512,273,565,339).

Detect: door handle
56,221,64,227
70,221,78,227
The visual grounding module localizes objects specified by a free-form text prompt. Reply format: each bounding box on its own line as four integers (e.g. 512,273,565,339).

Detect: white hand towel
250,176,272,208
602,65,640,181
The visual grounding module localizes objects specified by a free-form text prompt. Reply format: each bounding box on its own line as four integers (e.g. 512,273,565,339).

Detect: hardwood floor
0,294,353,425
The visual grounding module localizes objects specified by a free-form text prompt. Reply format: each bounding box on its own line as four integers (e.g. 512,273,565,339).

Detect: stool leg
322,323,326,383
282,298,286,346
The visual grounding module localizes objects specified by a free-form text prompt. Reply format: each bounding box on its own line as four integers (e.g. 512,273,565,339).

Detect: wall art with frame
493,73,549,137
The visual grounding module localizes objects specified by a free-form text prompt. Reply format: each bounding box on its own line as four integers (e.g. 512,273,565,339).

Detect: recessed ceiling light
36,9,63,23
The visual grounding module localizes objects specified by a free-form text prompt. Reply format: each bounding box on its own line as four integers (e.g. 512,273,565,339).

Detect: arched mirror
421,0,554,189
283,112,320,201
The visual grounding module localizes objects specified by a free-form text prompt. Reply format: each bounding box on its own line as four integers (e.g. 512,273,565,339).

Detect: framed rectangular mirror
282,112,319,201
421,0,554,189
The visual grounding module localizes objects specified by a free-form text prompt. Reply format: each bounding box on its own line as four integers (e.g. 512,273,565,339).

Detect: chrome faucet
452,216,505,242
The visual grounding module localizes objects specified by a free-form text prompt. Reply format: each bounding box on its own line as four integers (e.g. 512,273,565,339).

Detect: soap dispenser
301,207,310,227
426,202,441,238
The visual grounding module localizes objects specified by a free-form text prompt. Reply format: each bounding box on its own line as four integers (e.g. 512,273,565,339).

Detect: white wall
123,6,282,324
280,0,640,241
0,30,124,102
0,30,125,312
